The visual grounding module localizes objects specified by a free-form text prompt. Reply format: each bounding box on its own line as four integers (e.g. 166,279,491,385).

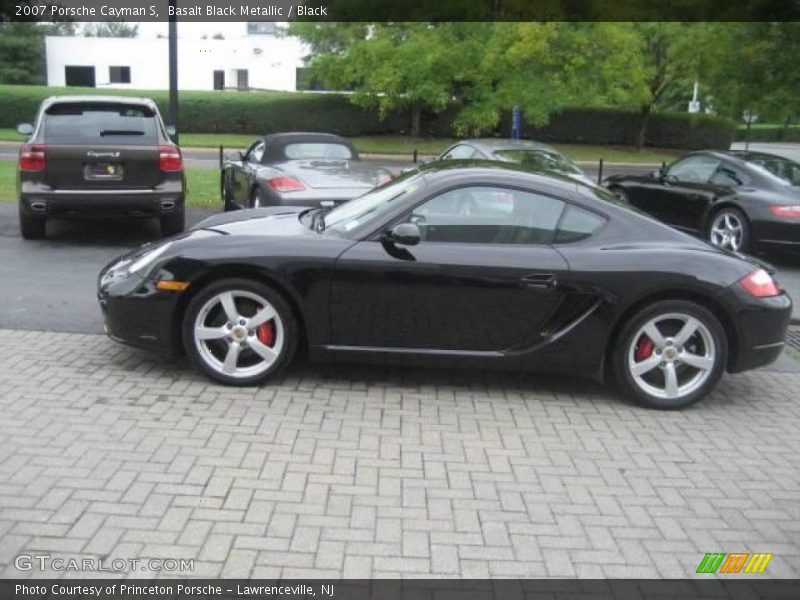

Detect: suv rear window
43,103,159,145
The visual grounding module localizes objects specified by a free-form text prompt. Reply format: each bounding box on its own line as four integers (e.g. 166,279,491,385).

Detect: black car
436,138,595,186
604,150,800,253
17,96,185,240
98,162,791,410
220,132,393,210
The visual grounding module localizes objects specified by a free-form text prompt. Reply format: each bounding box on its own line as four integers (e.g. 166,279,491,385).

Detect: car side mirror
225,150,244,162
17,123,34,136
383,223,420,246
165,125,177,138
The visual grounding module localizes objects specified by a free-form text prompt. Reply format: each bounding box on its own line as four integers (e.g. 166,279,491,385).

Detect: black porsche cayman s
98,162,792,409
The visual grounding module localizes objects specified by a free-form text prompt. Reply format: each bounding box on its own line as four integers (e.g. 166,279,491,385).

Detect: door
630,154,721,232
213,70,225,90
64,66,96,87
231,139,264,204
330,185,570,351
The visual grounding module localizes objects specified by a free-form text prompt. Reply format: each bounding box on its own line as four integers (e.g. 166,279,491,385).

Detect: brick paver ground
0,329,798,579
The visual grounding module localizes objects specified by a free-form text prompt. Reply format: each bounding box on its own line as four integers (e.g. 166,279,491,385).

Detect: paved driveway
0,330,798,579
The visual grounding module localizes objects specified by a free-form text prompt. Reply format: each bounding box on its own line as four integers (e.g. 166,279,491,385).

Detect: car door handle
520,273,557,290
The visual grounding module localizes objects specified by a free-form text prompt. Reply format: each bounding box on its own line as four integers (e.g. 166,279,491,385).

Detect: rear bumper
724,286,793,373
20,181,185,219
751,210,800,248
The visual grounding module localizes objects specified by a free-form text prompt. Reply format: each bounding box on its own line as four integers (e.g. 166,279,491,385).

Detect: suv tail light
739,268,780,297
268,176,305,192
768,205,800,218
19,144,46,171
159,145,183,172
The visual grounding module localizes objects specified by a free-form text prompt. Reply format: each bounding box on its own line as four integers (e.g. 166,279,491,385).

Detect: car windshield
744,155,800,186
325,172,423,235
284,143,353,160
493,149,582,174
44,103,158,145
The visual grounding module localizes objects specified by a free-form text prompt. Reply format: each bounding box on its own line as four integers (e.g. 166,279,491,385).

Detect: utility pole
168,0,179,144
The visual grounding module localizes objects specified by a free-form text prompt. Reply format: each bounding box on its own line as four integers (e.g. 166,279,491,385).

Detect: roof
417,159,582,193
459,138,558,152
43,95,157,108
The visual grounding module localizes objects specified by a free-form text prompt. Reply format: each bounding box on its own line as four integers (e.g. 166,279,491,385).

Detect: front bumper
723,284,793,373
98,266,181,356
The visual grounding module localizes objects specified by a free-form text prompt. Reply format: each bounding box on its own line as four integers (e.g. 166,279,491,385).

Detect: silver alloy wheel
627,312,716,401
193,290,284,379
709,210,744,251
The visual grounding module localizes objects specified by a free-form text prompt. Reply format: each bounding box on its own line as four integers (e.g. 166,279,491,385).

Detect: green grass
1,127,679,164
0,162,217,207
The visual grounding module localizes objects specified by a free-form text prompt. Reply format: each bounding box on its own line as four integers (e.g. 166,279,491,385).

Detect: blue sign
511,106,521,140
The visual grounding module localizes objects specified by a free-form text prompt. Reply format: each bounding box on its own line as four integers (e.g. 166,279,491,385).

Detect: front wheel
708,207,750,253
182,279,298,386
612,300,727,409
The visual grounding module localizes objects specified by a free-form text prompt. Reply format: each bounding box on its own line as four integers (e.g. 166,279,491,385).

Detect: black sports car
98,162,791,409
604,150,800,253
220,132,393,210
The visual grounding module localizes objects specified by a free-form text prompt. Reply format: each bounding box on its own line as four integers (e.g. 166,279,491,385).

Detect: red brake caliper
635,335,654,362
256,321,275,346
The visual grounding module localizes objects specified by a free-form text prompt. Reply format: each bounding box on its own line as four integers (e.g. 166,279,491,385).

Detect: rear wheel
19,206,46,240
708,207,750,253
222,173,235,211
160,207,185,237
251,187,267,208
182,278,298,386
612,300,727,409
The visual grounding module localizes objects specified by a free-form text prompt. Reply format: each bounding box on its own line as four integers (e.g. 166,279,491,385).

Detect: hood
273,159,390,189
194,207,312,238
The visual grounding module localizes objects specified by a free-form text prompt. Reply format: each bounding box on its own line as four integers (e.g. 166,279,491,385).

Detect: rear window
284,143,353,160
43,103,159,145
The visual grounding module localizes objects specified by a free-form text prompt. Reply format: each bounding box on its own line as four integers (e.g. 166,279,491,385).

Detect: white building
45,24,308,92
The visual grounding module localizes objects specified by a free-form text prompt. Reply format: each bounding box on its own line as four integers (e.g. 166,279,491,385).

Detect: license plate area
84,163,124,181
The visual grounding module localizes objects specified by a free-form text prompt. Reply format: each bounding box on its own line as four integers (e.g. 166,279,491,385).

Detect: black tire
182,278,298,386
19,206,46,240
707,207,751,253
160,207,185,237
612,299,728,410
222,172,236,211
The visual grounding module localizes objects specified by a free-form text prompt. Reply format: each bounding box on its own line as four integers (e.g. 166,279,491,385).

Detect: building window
247,22,276,35
65,66,96,87
235,69,249,90
109,66,131,84
213,70,225,90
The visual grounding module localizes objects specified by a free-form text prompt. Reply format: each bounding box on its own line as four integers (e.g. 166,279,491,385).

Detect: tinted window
284,143,352,160
494,149,581,175
409,186,565,245
555,205,606,243
109,66,131,84
442,145,478,160
667,155,721,183
745,155,800,186
43,103,158,145
246,141,265,163
710,165,750,187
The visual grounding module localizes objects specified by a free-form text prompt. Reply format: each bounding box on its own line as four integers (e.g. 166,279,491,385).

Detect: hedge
734,125,800,143
0,85,735,150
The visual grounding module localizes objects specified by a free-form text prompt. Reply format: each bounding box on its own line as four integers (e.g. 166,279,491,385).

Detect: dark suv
17,96,185,239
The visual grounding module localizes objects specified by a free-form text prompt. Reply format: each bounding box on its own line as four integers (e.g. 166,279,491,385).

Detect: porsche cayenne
98,162,791,409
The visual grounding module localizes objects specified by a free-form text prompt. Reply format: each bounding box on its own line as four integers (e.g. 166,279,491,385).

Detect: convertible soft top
258,132,359,162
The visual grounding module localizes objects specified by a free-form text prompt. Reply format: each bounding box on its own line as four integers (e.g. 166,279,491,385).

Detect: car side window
710,165,750,187
407,186,565,245
554,205,607,243
246,141,266,164
666,156,721,183
441,145,478,160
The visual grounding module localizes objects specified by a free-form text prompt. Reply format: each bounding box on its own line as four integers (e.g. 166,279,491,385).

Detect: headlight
128,242,173,275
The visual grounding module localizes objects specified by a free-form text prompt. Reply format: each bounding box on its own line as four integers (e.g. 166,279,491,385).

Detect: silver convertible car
221,132,393,210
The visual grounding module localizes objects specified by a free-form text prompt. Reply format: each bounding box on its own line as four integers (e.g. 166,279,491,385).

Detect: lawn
0,162,218,207
1,127,680,164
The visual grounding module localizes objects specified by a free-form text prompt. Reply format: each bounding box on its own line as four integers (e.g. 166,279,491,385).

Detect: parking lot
1,151,799,579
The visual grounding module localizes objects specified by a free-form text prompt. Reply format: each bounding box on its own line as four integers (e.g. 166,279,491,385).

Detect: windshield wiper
100,129,145,136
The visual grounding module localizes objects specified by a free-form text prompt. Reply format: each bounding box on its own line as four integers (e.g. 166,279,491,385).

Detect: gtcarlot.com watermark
15,553,194,572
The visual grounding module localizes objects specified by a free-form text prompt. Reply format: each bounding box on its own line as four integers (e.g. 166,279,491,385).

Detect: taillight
267,176,305,192
768,205,800,218
739,268,780,297
159,145,182,172
19,143,46,171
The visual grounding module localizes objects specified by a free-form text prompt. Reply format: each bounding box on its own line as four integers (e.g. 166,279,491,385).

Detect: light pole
168,0,179,144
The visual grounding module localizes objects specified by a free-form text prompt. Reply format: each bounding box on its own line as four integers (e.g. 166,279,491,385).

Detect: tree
0,21,75,84
82,22,138,38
